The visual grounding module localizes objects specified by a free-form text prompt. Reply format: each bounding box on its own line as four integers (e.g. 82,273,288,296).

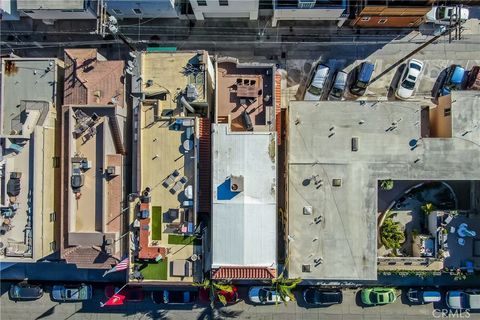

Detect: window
113,9,122,15
133,8,142,14
361,17,370,22
378,18,388,24
444,108,452,117
219,0,228,5
197,0,207,6
52,156,60,168
50,212,56,222
49,241,56,251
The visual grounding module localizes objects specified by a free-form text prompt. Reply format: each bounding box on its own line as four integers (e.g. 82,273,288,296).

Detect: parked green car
361,288,397,306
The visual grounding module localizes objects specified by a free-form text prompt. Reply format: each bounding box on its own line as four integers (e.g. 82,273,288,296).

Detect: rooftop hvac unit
106,166,121,176
298,0,316,9
303,206,313,215
186,84,198,101
230,175,244,192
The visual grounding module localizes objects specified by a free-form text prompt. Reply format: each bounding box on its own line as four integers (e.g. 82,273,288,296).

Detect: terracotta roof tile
63,246,119,269
64,49,125,107
211,267,276,280
198,118,211,213
275,72,282,145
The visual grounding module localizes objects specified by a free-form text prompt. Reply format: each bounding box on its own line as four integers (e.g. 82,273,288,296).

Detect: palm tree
380,179,394,191
272,275,302,304
271,258,302,305
421,203,435,215
380,217,405,255
193,278,235,307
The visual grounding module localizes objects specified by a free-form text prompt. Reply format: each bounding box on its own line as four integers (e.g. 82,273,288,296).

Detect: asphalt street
2,282,479,320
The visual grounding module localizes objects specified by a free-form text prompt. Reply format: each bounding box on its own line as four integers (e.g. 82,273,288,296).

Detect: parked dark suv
9,283,44,301
349,62,375,96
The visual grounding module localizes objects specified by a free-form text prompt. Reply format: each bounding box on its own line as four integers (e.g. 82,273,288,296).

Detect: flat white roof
211,124,277,268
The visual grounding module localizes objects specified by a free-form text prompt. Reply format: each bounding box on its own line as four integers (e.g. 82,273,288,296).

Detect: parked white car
426,6,469,25
446,290,480,310
304,64,330,101
395,59,424,100
248,287,290,305
52,284,92,302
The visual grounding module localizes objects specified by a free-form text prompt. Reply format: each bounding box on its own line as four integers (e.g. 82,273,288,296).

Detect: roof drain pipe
180,95,195,115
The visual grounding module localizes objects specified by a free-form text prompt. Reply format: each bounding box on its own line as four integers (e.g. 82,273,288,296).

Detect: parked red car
104,285,144,302
199,286,239,305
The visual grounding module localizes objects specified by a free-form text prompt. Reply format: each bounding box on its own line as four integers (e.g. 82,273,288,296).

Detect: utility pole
370,4,464,85
369,30,447,85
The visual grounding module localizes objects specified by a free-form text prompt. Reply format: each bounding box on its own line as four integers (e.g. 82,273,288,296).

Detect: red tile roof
275,72,282,145
211,267,276,280
198,117,211,214
64,49,125,107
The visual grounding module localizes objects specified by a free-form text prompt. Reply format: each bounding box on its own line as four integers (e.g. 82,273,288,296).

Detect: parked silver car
52,284,92,302
304,64,330,101
447,290,480,310
328,71,347,101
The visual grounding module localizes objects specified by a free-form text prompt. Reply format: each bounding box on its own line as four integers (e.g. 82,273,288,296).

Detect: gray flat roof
451,91,480,145
17,0,85,10
1,59,58,136
287,95,480,281
211,124,277,268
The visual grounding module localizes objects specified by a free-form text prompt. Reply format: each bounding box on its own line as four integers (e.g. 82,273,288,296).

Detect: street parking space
2,281,480,320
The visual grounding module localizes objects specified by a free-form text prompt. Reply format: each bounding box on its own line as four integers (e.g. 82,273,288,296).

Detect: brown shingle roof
211,267,276,280
63,246,119,269
64,49,125,107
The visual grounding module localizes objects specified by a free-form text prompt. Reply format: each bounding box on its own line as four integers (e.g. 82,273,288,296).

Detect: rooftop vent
230,175,244,192
302,264,311,273
303,206,313,215
332,179,342,187
351,137,359,152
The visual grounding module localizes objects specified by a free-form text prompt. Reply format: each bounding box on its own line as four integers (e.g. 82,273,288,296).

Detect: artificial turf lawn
139,258,168,280
168,234,201,245
151,206,162,240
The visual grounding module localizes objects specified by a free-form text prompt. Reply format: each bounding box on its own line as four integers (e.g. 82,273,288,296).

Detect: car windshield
370,292,378,304
437,7,448,19
259,289,271,302
307,85,322,96
356,81,368,89
402,79,416,90
389,292,395,302
410,63,422,71
462,293,470,309
330,87,343,98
